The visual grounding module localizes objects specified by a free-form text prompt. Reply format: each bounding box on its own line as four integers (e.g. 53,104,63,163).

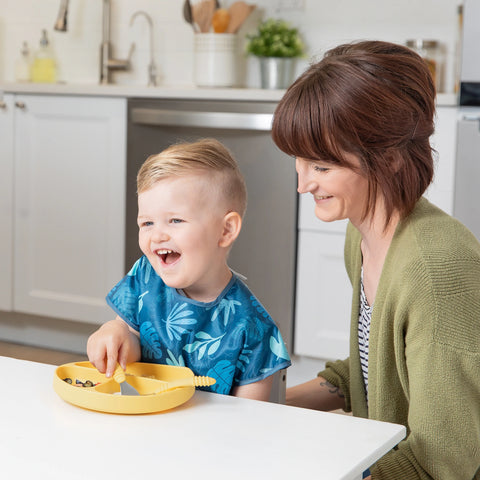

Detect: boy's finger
94,356,107,374
105,353,118,378
118,344,129,371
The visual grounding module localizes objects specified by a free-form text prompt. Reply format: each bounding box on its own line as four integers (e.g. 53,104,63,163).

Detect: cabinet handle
462,114,480,122
15,101,26,109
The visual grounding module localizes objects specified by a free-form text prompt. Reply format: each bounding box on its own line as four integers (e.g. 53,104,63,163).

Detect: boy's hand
87,317,140,378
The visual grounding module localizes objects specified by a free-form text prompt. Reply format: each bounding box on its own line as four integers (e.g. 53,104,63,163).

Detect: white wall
0,0,460,91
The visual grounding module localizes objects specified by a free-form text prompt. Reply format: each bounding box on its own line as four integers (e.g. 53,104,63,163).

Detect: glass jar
406,39,444,92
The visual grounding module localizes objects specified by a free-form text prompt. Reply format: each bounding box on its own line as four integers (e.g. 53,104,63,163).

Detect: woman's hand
86,316,141,377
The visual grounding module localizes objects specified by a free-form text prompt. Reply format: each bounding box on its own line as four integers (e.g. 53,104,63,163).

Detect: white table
0,356,405,479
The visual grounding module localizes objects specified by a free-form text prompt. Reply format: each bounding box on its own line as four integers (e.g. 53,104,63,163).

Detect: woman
272,40,480,479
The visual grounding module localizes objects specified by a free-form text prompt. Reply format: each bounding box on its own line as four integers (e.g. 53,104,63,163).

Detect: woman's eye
313,165,329,172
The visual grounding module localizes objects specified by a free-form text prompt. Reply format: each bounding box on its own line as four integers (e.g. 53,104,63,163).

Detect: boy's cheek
137,236,150,257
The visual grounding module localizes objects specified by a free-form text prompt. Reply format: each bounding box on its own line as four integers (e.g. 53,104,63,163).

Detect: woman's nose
296,158,315,194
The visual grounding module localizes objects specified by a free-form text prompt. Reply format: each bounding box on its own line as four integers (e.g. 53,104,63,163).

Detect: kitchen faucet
54,0,69,32
99,0,134,84
129,11,158,87
54,0,134,84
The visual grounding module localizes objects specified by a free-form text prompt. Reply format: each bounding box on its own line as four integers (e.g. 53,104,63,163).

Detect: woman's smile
314,194,333,202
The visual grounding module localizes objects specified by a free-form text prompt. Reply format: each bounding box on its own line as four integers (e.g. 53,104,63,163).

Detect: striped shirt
358,267,372,402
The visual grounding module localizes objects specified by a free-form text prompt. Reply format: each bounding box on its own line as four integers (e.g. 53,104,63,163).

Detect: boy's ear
219,211,242,248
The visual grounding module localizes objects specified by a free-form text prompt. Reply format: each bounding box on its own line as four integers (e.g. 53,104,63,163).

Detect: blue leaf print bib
106,256,291,395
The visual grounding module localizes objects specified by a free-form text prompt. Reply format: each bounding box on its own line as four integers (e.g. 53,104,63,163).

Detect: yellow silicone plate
53,361,196,414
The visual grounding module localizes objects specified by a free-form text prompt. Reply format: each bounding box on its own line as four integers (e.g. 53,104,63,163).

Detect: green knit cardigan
319,198,480,479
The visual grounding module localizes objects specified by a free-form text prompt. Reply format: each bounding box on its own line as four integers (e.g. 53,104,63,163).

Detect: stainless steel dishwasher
126,99,297,400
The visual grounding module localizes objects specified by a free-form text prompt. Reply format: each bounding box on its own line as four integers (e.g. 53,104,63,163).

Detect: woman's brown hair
272,40,436,225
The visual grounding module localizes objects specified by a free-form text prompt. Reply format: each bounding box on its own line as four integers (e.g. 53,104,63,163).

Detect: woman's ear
219,211,242,248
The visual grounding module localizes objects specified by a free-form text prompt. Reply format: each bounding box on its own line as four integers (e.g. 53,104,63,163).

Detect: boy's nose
151,226,169,242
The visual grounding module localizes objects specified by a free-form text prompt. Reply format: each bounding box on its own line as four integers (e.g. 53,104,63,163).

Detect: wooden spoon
226,1,255,34
191,0,217,33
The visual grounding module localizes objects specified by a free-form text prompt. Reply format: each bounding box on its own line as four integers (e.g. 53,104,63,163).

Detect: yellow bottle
31,29,57,83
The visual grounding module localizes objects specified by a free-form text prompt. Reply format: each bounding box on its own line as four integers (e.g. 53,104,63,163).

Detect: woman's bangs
272,82,341,163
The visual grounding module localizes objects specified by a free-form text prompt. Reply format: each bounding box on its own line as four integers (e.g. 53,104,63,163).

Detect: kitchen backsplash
0,0,460,91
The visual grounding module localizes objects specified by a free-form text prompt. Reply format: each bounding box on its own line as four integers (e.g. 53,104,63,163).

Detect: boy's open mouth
156,249,181,265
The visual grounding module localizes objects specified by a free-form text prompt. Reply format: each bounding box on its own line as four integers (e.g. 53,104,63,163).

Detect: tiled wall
0,0,459,90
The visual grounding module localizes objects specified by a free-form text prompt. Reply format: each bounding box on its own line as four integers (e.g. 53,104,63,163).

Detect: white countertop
0,81,458,106
1,356,405,480
0,82,285,102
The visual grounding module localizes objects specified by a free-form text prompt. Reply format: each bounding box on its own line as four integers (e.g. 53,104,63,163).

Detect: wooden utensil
226,1,255,34
191,0,217,33
212,8,230,33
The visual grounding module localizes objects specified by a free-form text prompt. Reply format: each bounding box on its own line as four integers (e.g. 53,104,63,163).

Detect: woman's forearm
286,376,346,411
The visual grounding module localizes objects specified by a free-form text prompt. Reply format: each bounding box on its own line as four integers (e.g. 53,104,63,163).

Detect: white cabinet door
426,106,458,215
13,95,126,324
0,94,14,311
294,230,352,360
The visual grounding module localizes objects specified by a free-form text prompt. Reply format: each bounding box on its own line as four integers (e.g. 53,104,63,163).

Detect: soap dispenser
15,41,31,82
31,29,57,83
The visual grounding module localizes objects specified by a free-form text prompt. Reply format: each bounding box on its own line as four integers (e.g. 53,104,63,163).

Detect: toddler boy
87,138,290,400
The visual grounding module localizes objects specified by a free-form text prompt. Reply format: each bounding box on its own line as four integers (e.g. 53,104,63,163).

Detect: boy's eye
170,218,184,224
139,221,153,227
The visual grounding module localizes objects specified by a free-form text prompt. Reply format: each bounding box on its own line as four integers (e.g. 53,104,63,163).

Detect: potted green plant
246,18,305,89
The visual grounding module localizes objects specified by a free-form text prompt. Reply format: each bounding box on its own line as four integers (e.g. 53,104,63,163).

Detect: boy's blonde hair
137,138,247,217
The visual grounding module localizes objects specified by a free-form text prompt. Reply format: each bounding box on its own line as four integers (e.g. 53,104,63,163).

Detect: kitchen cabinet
0,93,126,325
294,105,458,360
295,227,351,359
0,95,14,311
